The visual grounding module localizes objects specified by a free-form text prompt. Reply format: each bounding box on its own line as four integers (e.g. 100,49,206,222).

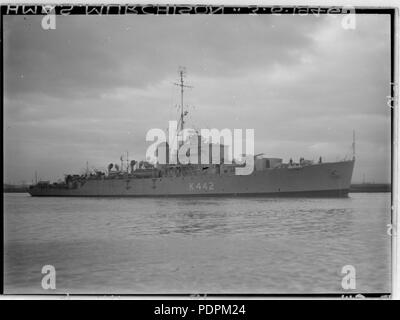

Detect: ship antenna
352,130,356,161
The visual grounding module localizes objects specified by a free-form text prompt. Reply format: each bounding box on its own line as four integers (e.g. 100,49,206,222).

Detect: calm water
4,192,392,294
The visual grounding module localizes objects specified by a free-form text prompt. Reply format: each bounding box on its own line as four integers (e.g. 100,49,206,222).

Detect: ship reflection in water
4,192,391,294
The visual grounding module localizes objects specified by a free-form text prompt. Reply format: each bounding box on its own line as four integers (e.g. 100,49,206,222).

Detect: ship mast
352,130,356,160
174,67,193,163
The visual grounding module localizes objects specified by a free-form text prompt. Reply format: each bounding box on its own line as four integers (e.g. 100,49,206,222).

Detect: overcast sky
4,13,391,184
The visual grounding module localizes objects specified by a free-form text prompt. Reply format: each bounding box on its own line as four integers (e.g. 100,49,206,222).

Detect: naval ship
29,71,355,197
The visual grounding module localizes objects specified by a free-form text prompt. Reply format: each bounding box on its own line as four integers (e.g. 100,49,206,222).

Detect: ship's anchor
330,170,340,178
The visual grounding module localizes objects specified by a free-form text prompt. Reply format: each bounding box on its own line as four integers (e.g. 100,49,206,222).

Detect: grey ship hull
29,160,354,197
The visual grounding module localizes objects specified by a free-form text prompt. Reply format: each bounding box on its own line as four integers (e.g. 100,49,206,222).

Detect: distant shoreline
349,183,391,193
3,184,29,193
3,183,391,194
